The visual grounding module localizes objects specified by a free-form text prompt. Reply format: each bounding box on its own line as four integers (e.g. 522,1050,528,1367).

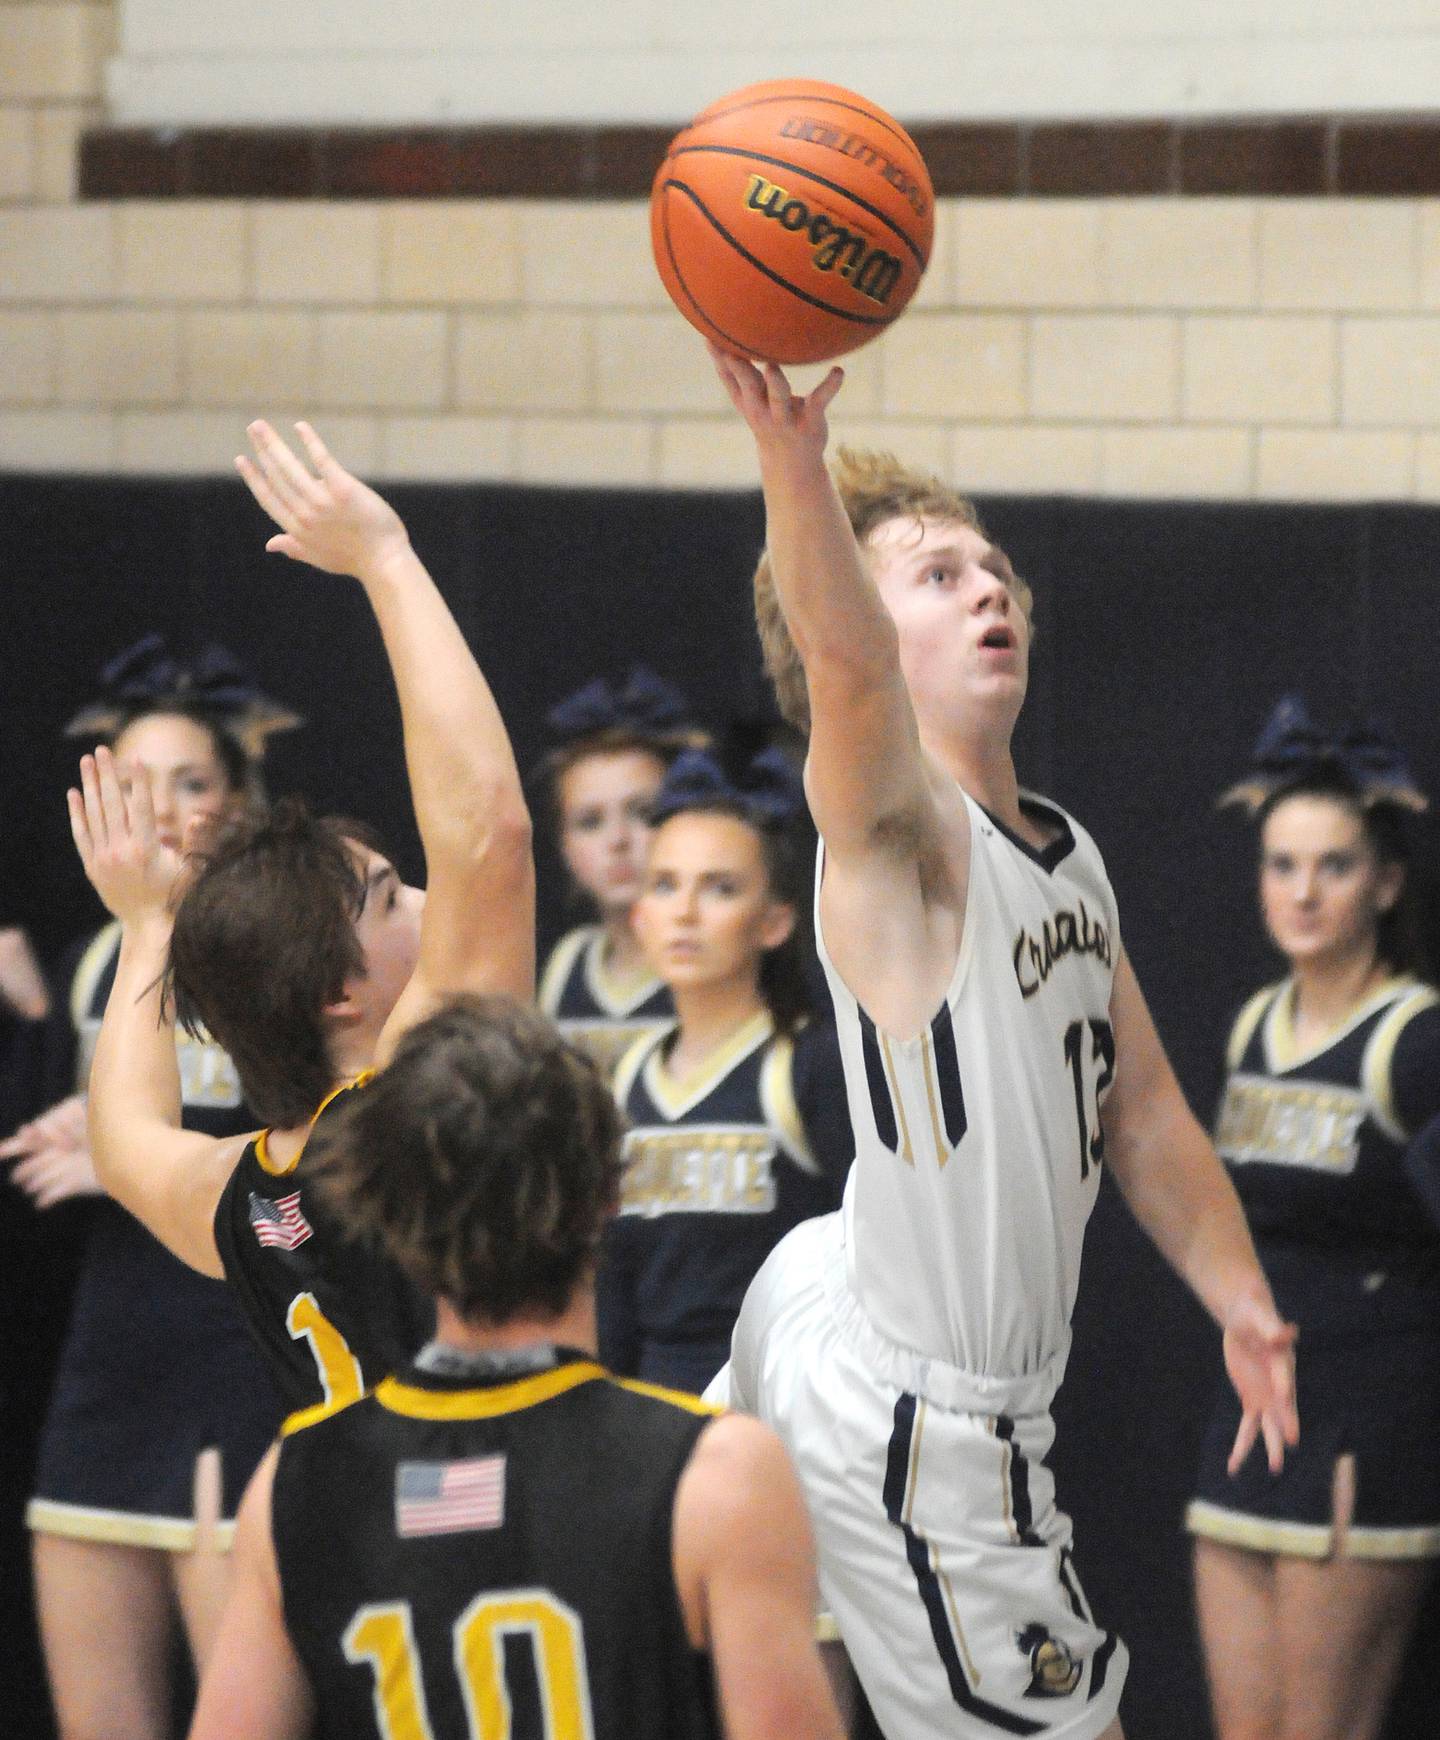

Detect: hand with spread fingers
67,746,183,930
0,1094,101,1209
236,420,411,588
1222,1291,1300,1476
706,341,845,463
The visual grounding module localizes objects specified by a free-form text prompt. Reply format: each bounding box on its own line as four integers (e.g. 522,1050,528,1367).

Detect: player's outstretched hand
236,420,411,587
0,1095,102,1209
707,340,844,460
1222,1292,1299,1476
67,746,183,928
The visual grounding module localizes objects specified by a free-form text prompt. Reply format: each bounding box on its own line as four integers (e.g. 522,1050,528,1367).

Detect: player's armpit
674,1414,845,1740
190,1445,314,1740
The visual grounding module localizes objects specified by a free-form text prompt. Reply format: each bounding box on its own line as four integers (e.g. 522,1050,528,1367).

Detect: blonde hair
752,448,1032,735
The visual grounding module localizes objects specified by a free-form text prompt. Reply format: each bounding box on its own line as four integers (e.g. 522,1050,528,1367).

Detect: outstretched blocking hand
707,341,845,463
67,747,183,928
236,420,410,588
1222,1293,1299,1476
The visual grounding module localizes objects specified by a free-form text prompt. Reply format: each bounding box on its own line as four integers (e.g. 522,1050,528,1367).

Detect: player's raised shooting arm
675,1413,846,1740
709,345,937,865
70,749,237,1278
236,421,535,1050
189,1445,315,1740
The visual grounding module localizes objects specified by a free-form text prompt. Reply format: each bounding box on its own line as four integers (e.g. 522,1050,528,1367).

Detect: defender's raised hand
67,746,182,927
236,420,410,587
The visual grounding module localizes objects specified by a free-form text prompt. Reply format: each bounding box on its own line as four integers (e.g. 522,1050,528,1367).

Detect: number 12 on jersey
1063,1018,1115,1180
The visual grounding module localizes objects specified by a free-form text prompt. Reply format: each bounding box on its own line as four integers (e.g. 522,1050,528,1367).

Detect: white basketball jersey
818,788,1121,1382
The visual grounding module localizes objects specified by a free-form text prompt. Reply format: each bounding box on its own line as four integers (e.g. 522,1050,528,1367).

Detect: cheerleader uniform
597,1010,851,1394
1189,975,1440,1558
538,924,674,1083
27,924,283,1550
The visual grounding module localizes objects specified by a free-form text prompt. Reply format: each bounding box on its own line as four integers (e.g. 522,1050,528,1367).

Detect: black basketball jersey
538,925,674,1082
600,1013,850,1364
1215,976,1440,1264
213,1077,434,1426
272,1349,722,1740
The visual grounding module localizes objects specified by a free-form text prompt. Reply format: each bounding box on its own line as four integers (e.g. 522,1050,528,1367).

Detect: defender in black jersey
70,420,533,1425
190,997,843,1740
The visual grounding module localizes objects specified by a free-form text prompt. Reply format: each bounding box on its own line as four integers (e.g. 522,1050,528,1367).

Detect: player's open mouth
979,625,1014,651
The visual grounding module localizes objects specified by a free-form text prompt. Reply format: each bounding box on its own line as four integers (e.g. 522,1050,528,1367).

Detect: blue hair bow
1221,693,1427,813
66,634,302,752
545,666,692,742
651,747,804,826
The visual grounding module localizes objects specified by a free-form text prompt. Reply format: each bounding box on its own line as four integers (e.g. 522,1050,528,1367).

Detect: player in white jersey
702,346,1299,1740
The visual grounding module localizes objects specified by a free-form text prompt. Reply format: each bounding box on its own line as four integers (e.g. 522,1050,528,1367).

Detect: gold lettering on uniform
1215,1075,1365,1175
176,1037,243,1109
619,1128,778,1216
1012,898,1112,999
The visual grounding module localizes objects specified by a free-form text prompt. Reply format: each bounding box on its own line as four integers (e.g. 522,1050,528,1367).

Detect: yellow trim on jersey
1361,983,1439,1143
1265,975,1418,1075
615,1376,725,1417
584,927,665,1016
538,925,593,1017
27,1497,237,1553
613,1022,668,1107
69,921,122,1033
1225,984,1279,1074
374,1361,608,1421
758,1030,817,1174
255,1069,376,1177
642,1009,773,1121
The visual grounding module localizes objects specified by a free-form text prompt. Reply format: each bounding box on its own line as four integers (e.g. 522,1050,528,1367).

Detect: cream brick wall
0,3,1438,500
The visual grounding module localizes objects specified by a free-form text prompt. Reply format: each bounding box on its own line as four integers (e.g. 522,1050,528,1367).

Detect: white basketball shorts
708,1213,1128,1739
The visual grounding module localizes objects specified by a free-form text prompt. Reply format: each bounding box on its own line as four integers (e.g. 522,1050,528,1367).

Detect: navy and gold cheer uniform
213,1077,434,1429
538,924,673,1082
29,924,283,1549
1189,975,1440,1557
272,1347,722,1740
598,1012,851,1393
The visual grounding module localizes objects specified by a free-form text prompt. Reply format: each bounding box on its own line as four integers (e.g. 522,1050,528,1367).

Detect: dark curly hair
305,996,625,1325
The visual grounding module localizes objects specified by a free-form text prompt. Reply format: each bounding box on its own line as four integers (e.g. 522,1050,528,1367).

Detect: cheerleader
537,668,702,1081
1189,696,1440,1740
0,638,293,1740
598,748,851,1393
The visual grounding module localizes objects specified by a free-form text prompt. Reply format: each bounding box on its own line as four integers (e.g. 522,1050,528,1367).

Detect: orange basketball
650,78,934,366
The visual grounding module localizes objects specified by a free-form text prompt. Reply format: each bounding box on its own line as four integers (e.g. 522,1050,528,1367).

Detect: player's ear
759,899,797,952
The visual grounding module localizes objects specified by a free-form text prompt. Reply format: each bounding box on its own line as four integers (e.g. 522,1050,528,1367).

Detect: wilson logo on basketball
743,176,903,306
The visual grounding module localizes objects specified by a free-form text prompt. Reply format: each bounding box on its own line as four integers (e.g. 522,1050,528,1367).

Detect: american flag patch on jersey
247,1190,314,1251
395,1456,506,1538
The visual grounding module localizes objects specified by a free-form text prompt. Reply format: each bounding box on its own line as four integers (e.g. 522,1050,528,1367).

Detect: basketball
650,78,934,366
